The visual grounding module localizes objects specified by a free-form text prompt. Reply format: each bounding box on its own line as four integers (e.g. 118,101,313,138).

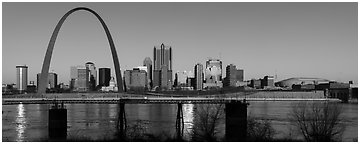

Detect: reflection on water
16,103,26,142
183,104,194,140
2,102,358,142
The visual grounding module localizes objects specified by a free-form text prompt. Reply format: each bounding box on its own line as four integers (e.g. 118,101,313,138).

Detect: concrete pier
175,103,184,140
225,100,248,141
117,102,126,138
48,102,67,140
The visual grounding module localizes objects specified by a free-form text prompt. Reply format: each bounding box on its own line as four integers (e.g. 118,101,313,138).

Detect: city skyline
2,2,357,85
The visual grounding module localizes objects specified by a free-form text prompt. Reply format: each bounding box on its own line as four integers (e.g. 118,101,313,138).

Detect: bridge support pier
225,100,248,141
117,102,127,139
48,101,67,140
175,103,184,140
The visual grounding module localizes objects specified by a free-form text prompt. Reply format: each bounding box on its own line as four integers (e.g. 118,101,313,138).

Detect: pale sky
2,2,358,85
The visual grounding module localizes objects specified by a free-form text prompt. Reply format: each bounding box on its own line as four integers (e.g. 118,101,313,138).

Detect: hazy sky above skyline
2,2,358,85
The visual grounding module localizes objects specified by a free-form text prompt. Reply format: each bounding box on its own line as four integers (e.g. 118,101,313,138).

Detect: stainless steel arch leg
38,7,123,95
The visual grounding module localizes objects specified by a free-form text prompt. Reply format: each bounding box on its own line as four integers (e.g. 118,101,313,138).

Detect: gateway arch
38,7,123,94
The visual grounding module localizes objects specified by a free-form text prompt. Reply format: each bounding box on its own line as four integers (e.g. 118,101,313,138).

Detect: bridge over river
3,89,342,105
2,96,341,105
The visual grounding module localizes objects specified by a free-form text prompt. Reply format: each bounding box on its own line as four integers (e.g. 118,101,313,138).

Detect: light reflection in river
183,104,194,140
15,103,26,142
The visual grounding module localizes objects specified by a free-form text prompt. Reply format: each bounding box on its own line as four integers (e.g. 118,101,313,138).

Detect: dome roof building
275,77,330,88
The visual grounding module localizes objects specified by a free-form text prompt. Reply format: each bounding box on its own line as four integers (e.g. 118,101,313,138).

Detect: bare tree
247,116,275,141
289,102,345,142
191,104,224,141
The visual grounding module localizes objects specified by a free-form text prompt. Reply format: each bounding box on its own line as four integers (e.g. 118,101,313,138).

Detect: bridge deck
2,97,341,105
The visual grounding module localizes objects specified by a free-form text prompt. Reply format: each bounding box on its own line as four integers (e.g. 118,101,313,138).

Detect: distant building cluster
69,62,116,92
122,44,246,92
4,42,357,102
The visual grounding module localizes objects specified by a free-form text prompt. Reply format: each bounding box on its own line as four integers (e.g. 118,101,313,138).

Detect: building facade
261,76,275,88
135,66,148,72
70,66,78,90
250,79,262,89
186,77,195,90
99,68,111,87
124,68,147,91
224,64,244,87
16,65,28,93
86,62,97,91
143,57,153,89
101,76,118,92
194,63,204,90
153,43,173,90
174,73,178,87
76,67,89,91
204,59,223,89
37,72,58,89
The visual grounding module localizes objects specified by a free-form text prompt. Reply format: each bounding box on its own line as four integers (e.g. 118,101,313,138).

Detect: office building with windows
153,43,172,90
203,59,223,89
86,62,97,91
143,57,153,89
124,68,147,91
37,72,58,89
224,64,244,87
194,63,204,90
16,65,28,93
99,68,111,87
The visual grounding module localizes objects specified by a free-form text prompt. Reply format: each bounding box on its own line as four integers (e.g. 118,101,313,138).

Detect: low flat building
27,84,37,93
292,84,315,91
261,76,274,89
275,77,330,88
101,77,118,92
250,79,261,89
317,82,351,102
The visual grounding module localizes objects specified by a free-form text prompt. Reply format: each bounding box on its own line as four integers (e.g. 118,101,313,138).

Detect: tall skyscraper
99,68,111,87
37,72,58,89
204,59,223,89
194,63,204,90
224,64,244,87
153,43,172,90
16,65,28,93
86,62,97,91
143,57,153,89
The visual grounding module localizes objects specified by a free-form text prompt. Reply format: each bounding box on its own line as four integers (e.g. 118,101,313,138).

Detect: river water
2,101,358,141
